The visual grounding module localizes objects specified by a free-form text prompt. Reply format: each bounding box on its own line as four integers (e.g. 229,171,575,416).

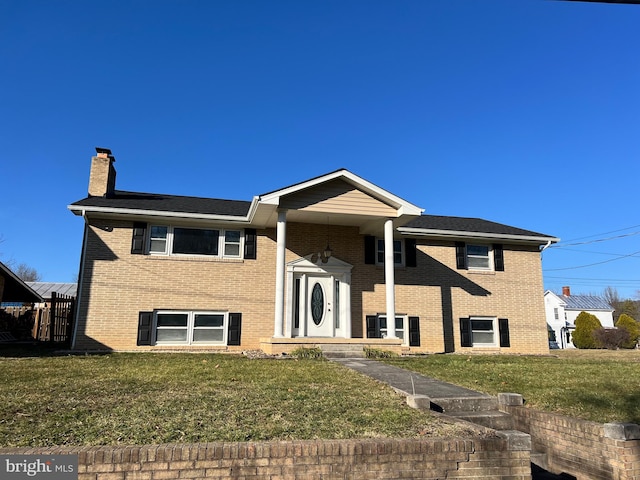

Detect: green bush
572,312,602,349
615,314,640,349
364,347,398,359
290,346,324,359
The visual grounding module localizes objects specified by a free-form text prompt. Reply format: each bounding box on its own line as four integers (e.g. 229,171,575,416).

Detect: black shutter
493,244,504,272
244,229,257,260
499,318,510,347
228,313,242,346
137,311,153,346
131,222,147,254
408,316,420,346
460,317,472,347
366,315,379,338
364,236,376,265
405,239,417,268
455,242,467,270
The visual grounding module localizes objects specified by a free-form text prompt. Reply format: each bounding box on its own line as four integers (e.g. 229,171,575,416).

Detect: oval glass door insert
311,282,324,325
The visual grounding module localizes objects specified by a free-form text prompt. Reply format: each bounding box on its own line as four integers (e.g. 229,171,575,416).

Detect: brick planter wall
498,396,640,480
0,436,531,480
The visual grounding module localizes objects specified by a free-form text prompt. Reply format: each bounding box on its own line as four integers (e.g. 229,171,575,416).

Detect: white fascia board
397,226,560,244
67,204,252,224
259,169,424,215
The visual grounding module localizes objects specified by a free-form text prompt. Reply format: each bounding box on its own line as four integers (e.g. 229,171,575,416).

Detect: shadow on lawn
0,342,84,358
573,385,640,425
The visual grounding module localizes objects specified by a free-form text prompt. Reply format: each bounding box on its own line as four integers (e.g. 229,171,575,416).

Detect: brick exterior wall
0,437,532,479
74,218,549,355
500,404,640,480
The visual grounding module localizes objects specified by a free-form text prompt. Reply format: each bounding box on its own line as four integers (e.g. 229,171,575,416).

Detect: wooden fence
1,292,76,346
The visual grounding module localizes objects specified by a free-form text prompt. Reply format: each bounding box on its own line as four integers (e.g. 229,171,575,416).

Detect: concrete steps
318,344,365,358
447,410,515,430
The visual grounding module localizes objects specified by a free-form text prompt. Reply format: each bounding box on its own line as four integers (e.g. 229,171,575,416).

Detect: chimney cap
95,147,115,161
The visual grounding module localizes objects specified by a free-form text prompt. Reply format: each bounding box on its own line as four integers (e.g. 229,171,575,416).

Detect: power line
557,224,640,244
549,230,640,248
544,249,640,271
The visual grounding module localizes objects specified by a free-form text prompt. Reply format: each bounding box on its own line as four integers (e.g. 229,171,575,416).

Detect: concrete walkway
330,357,493,403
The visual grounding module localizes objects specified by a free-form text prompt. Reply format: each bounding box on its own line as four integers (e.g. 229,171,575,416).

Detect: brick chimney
88,147,116,197
562,286,571,297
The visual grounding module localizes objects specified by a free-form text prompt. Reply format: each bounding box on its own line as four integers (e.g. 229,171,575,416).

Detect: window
467,245,490,270
150,226,168,254
470,317,495,346
456,243,503,271
460,317,510,348
379,315,405,341
376,239,403,265
554,308,559,320
148,226,243,258
155,311,227,345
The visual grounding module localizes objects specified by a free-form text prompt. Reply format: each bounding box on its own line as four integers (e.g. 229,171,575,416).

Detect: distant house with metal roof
26,282,77,302
544,286,615,349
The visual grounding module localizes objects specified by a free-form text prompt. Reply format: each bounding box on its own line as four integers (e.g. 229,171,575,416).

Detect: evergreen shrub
615,314,640,349
572,312,602,349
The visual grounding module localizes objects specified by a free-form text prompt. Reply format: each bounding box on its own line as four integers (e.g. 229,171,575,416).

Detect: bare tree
14,263,42,282
603,286,623,323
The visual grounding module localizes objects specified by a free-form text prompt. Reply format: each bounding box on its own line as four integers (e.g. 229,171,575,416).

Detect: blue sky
1,0,639,299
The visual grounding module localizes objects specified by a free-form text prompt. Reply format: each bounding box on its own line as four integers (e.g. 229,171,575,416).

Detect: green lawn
0,350,480,447
381,349,640,424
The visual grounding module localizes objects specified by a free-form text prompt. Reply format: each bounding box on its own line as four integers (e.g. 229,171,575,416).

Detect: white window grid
148,225,244,258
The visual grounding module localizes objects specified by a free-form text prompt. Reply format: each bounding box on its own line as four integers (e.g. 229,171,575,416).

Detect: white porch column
273,209,287,337
384,218,397,338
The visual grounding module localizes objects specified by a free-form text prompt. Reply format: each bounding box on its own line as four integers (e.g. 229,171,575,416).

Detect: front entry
286,254,352,339
306,275,335,337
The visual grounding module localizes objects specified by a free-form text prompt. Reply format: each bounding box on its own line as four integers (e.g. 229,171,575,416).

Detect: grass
0,350,482,447
381,349,640,424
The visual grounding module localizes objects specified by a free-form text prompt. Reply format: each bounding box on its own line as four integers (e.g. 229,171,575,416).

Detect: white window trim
153,310,229,346
470,316,498,347
148,225,245,259
375,238,405,266
378,314,408,345
466,244,493,271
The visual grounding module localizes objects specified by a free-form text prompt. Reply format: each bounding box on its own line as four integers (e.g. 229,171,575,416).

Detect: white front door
306,275,334,337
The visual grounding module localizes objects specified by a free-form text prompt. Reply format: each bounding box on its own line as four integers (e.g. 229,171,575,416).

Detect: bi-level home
68,148,558,354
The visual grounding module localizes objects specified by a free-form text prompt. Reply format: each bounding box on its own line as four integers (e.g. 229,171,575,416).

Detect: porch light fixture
321,245,332,263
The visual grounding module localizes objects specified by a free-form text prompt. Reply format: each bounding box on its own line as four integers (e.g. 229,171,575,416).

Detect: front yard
0,350,479,447
2,348,638,448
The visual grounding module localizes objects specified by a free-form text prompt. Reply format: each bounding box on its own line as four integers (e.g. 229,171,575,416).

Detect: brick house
68,148,558,354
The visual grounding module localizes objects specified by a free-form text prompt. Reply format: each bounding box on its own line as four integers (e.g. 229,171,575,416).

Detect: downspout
70,210,89,350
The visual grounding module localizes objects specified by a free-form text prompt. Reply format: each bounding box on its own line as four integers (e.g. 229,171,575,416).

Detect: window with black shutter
408,316,420,346
405,239,417,268
137,311,153,345
499,318,510,347
493,244,504,271
455,242,467,270
228,313,242,346
131,222,147,254
366,315,379,338
460,317,472,347
364,236,376,265
244,229,257,259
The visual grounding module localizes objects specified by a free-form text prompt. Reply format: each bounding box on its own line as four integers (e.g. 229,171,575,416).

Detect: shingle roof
70,191,252,217
403,215,555,239
561,295,613,311
26,282,77,299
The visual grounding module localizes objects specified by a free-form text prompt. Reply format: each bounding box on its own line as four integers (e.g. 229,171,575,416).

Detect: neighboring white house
544,286,615,349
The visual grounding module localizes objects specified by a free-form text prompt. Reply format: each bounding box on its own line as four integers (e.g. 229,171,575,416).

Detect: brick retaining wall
499,395,640,480
0,436,532,480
